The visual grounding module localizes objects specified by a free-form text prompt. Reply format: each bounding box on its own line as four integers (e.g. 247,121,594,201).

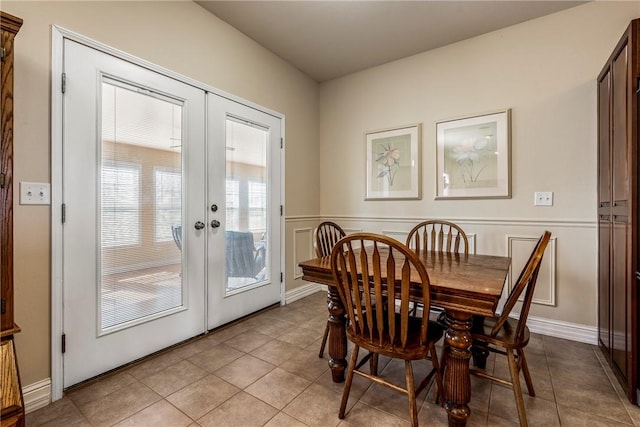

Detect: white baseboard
23,378,51,414
285,282,324,304
520,314,597,345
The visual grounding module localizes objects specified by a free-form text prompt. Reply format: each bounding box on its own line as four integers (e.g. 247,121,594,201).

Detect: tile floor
27,291,640,426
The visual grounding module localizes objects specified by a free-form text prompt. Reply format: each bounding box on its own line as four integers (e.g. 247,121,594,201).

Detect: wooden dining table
299,250,511,427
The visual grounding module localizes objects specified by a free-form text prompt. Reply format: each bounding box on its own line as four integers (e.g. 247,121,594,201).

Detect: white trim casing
285,282,324,304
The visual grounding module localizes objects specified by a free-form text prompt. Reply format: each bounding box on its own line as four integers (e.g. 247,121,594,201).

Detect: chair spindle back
406,220,469,255
330,233,433,352
315,221,346,257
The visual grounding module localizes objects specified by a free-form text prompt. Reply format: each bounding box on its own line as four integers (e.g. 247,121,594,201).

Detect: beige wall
309,2,640,327
4,1,319,386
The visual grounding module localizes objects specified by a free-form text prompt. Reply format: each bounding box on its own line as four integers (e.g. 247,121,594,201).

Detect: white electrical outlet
20,182,51,205
534,191,553,206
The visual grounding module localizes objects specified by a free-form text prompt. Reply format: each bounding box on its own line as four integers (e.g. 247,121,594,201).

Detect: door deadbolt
211,204,218,212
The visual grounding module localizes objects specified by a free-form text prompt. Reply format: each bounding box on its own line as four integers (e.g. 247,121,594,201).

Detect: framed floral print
435,109,511,199
365,124,421,200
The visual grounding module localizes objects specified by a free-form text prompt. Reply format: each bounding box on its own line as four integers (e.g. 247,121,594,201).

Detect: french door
60,39,282,388
206,96,282,329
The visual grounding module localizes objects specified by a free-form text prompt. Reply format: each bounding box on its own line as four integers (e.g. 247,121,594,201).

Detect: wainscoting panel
292,228,313,279
507,235,557,306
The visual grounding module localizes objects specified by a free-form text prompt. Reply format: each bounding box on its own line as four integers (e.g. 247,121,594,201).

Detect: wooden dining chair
405,220,469,255
468,231,551,427
331,233,444,427
314,221,346,358
405,220,468,319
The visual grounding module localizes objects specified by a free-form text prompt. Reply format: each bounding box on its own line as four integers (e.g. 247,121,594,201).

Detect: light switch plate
20,182,51,205
534,191,553,206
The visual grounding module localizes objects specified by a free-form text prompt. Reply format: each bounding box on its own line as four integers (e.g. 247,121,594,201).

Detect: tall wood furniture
597,18,640,405
300,250,511,427
0,11,24,427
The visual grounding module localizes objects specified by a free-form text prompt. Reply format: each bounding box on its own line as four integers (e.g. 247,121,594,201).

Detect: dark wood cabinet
0,11,24,427
597,18,639,405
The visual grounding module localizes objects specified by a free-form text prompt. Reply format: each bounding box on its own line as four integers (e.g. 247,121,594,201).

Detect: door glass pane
100,80,184,331
225,118,268,293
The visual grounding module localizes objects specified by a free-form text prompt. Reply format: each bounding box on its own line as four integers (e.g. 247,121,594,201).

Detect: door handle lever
194,221,205,230
211,220,221,228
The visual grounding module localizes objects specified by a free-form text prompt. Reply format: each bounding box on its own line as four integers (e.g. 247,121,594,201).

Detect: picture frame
435,109,511,199
365,124,421,200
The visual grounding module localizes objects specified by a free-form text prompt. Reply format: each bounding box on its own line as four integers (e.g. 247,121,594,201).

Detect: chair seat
471,316,530,350
347,312,444,360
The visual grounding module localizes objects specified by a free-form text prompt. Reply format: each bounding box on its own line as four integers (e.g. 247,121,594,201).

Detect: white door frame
51,26,285,401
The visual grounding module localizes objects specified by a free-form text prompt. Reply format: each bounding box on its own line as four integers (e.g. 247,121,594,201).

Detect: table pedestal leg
443,310,473,427
327,287,347,383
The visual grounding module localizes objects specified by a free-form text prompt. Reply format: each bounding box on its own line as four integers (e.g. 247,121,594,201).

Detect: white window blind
101,163,140,248
226,179,240,231
248,180,266,232
155,169,182,242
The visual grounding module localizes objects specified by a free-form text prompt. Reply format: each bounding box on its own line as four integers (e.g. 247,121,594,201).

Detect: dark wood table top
299,251,511,317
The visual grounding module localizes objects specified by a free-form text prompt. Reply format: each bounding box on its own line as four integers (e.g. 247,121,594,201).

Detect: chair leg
517,348,536,397
507,349,528,427
339,345,360,419
318,321,329,358
370,352,379,376
405,360,418,427
429,343,445,405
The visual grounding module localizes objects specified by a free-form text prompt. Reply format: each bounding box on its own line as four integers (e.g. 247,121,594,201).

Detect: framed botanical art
435,109,511,199
365,124,421,200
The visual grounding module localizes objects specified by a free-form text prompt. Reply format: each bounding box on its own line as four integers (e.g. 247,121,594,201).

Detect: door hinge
1,299,5,315
280,272,283,283
61,73,66,94
280,137,283,149
61,334,66,353
280,205,283,216
0,173,5,189
0,47,6,62
61,204,66,224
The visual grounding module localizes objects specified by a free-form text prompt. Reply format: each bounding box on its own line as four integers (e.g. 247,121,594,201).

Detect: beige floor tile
187,343,244,372
170,335,220,359
263,412,308,427
250,339,302,365
214,354,275,389
197,391,278,427
282,383,344,427
338,402,410,426
141,359,208,397
75,381,161,427
279,347,330,382
210,321,253,342
166,374,239,420
37,411,92,427
127,351,184,380
245,367,311,409
489,383,560,426
551,377,633,425
66,372,138,407
419,400,488,427
278,327,324,348
557,404,634,426
249,318,296,339
26,397,87,426
223,330,274,353
113,400,192,426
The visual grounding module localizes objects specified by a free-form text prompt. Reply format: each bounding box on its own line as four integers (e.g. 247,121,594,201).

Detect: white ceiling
196,1,587,82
